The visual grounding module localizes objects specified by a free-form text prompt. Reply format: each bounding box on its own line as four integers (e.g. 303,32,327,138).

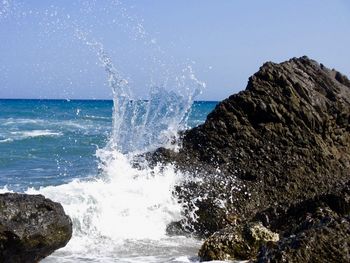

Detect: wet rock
198,181,350,262
153,56,350,236
148,56,350,261
256,182,350,263
198,222,279,261
254,181,350,235
0,193,72,263
257,218,350,263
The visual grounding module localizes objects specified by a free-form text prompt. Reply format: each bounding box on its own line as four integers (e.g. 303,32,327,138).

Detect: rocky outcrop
0,193,72,263
157,56,350,235
197,181,350,262
151,56,350,261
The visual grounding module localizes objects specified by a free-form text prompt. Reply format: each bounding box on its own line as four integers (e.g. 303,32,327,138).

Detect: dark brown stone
157,56,350,236
0,193,72,263
148,56,350,261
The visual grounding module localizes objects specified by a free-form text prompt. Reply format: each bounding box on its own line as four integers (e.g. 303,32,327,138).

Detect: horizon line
0,98,219,103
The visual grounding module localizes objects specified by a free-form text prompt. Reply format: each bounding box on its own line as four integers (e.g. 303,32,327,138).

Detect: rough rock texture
150,56,350,261
0,193,72,263
255,181,350,263
198,222,279,261
198,182,350,262
155,56,350,236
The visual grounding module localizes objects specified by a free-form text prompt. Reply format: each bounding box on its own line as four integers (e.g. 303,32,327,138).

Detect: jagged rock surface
0,193,72,263
255,181,350,263
156,56,350,236
150,56,350,261
198,222,279,261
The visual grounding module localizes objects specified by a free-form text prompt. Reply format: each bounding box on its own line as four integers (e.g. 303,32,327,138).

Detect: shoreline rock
198,222,279,261
151,56,350,261
0,193,72,262
255,181,350,263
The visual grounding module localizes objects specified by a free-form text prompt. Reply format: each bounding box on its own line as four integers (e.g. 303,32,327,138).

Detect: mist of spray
1,1,207,261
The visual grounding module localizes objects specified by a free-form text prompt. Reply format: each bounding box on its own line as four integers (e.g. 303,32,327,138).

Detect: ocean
0,99,220,263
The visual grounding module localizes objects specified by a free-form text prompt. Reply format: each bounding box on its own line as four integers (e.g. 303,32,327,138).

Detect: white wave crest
84,115,111,120
0,138,13,143
25,150,185,260
11,130,63,139
2,118,46,126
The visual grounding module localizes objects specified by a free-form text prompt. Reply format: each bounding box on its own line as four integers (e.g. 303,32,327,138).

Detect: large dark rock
155,56,350,236
149,56,350,261
0,193,72,263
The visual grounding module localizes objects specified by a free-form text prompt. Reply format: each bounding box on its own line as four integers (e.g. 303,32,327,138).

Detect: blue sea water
0,99,223,263
0,99,216,191
0,1,228,262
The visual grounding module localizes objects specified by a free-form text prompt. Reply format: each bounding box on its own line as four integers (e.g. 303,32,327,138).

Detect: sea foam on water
0,1,209,261
25,27,204,263
26,149,187,260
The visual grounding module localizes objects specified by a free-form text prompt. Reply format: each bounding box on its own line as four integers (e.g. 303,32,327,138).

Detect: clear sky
0,0,349,101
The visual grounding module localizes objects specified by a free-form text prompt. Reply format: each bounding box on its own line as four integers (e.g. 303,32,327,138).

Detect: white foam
0,185,13,193
10,130,63,138
25,150,185,260
2,118,46,126
84,115,111,120
1,118,93,130
0,138,13,143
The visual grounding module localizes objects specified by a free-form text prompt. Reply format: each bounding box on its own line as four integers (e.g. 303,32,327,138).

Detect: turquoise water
0,99,216,191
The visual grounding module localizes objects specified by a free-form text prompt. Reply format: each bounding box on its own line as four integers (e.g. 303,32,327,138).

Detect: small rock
247,222,279,244
0,193,72,263
198,222,279,261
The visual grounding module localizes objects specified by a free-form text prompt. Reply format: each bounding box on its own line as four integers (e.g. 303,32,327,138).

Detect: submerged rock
150,56,350,261
0,193,72,263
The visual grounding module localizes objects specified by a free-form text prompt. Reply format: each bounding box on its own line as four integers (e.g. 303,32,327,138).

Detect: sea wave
22,150,189,261
2,118,46,126
10,130,63,139
0,138,14,143
84,115,111,120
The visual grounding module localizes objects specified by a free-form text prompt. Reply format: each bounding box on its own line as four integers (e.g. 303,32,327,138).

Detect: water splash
1,1,209,261
25,152,184,249
0,0,11,19
59,16,205,260
75,27,204,153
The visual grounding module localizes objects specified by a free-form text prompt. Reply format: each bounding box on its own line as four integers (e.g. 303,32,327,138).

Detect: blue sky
0,0,349,100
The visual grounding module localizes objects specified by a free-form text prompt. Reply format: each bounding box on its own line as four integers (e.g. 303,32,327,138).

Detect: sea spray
24,22,205,263
75,27,204,154
1,1,209,261
0,0,11,18
26,152,187,259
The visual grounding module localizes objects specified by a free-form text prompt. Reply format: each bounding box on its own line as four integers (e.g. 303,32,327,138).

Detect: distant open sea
0,99,217,191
